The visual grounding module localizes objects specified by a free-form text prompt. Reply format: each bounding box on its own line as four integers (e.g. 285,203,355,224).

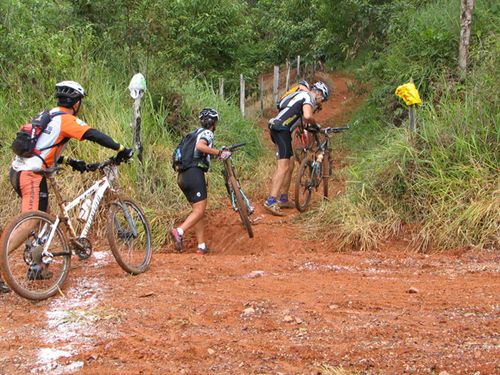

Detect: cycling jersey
269,91,316,132
192,128,214,170
11,107,91,171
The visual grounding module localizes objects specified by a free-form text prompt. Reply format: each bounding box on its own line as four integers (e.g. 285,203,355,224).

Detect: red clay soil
1,73,499,375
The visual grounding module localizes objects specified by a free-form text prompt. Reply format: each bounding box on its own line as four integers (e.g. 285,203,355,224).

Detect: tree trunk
458,0,475,74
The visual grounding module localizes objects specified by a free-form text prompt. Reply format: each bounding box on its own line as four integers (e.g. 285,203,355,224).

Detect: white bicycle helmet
55,81,86,99
312,81,329,100
199,108,219,128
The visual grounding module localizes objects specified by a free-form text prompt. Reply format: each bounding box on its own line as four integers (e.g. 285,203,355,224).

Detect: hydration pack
11,110,66,159
171,128,208,172
276,85,305,110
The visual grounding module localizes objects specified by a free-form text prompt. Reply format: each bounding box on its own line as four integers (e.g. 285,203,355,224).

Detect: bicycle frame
40,162,137,261
38,174,109,259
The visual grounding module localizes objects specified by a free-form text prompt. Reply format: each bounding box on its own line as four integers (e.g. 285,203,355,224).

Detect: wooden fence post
409,105,417,132
219,78,224,99
285,59,291,91
128,73,146,168
240,74,245,117
273,65,279,105
297,55,301,79
259,75,264,116
408,78,417,132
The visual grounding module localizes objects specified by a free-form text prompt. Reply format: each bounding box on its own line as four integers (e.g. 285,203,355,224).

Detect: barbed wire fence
217,55,321,118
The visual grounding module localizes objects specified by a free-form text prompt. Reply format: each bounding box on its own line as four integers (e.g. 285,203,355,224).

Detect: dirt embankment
1,73,498,375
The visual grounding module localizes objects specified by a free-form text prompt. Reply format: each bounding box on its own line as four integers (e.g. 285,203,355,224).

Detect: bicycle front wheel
107,199,152,275
322,152,330,199
295,158,316,212
0,211,71,300
228,176,254,238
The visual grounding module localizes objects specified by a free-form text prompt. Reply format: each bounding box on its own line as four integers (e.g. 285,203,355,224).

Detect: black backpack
11,110,66,160
171,128,208,172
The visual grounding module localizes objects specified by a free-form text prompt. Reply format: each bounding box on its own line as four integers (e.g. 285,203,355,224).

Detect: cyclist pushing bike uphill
264,81,330,216
171,108,254,254
1,80,150,299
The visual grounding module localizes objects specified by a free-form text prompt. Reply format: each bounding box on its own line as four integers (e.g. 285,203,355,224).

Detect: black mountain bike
294,125,349,212
221,143,254,238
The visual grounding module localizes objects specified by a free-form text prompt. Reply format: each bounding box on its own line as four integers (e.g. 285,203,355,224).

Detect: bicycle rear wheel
107,198,152,275
294,157,316,212
228,176,253,238
0,211,71,300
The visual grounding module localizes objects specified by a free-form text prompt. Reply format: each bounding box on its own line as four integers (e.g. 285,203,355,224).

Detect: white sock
198,243,206,250
177,227,184,236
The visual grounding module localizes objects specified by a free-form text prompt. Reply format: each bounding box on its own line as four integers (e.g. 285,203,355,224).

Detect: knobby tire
228,176,253,238
107,198,152,275
322,152,330,199
294,157,314,212
0,211,71,300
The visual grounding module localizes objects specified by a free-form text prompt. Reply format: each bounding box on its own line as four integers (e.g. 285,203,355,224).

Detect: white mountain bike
0,156,152,300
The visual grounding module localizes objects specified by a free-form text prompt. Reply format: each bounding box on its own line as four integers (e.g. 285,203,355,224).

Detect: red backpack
11,110,66,159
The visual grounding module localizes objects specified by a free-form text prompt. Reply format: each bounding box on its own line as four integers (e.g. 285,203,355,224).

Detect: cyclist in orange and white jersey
1,81,133,293
9,80,133,212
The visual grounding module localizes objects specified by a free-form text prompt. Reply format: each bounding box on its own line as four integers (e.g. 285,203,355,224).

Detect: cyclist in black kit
264,81,329,216
170,108,231,254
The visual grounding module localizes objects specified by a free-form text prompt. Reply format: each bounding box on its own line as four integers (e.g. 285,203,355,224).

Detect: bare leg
179,199,207,234
270,159,292,198
280,157,295,198
193,216,206,245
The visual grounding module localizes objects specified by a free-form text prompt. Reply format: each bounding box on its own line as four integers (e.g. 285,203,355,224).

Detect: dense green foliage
312,0,499,251
0,0,498,250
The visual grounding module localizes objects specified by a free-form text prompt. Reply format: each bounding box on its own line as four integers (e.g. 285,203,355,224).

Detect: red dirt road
1,73,499,374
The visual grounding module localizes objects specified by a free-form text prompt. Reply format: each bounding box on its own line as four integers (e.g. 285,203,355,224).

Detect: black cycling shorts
270,128,293,159
177,167,207,203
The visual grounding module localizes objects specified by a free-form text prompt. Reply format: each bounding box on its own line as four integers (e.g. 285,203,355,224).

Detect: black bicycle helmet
199,108,219,129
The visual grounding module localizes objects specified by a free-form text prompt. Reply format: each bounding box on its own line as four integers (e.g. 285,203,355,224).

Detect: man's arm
195,139,220,156
81,128,121,150
302,103,316,125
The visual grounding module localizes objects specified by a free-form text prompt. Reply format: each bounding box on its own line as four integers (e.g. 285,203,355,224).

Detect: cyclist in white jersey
264,81,330,216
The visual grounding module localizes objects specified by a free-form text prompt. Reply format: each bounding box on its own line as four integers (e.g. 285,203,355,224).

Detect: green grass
0,49,265,247
307,0,499,252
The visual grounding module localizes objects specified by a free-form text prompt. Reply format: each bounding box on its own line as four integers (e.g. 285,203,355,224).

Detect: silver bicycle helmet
312,81,329,100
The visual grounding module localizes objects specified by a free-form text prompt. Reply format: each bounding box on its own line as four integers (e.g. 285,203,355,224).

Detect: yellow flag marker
395,82,422,106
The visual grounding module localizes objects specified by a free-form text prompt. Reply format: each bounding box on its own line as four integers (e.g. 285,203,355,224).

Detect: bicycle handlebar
224,143,246,152
304,124,350,135
86,156,122,172
323,126,350,135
